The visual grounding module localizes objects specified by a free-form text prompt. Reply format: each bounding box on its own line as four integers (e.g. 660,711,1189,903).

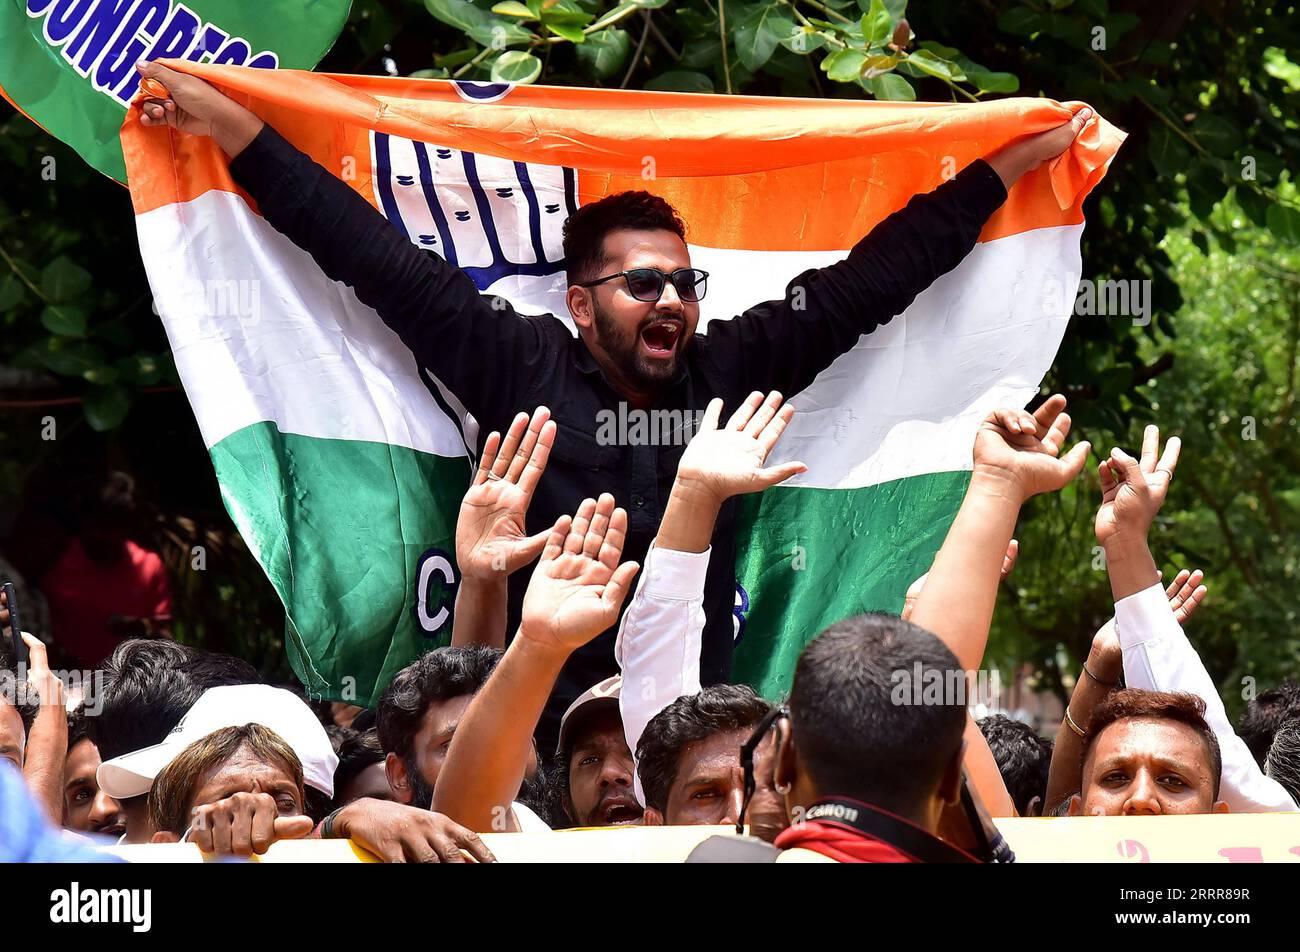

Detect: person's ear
384,752,413,806
151,830,180,844
1066,794,1083,817
567,285,595,331
773,721,796,796
938,740,966,807
642,807,664,826
1212,799,1230,814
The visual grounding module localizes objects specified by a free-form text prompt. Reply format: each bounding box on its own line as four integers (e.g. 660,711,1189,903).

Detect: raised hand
1094,424,1180,546
1166,568,1207,625
186,791,313,857
675,392,807,505
972,394,1091,502
985,107,1093,189
456,408,556,580
135,60,263,157
519,495,640,652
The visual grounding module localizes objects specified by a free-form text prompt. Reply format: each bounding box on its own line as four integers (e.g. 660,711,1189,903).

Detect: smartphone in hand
1,581,28,670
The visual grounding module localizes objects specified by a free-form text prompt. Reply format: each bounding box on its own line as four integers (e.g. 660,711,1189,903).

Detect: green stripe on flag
209,422,470,706
732,471,971,700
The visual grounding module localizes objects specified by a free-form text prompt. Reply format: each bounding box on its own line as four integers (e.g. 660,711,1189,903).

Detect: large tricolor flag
122,64,1123,705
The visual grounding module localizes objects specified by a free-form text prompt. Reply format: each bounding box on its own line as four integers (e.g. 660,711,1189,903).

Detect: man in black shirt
136,60,1090,747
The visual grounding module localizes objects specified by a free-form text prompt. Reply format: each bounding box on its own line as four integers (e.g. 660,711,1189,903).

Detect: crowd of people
2,390,1297,862
0,62,1295,863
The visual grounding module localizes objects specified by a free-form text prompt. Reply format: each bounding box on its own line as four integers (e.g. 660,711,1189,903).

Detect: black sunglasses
737,704,789,835
578,267,709,303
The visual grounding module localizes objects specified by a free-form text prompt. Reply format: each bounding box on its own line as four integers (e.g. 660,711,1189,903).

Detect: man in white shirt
1093,425,1296,812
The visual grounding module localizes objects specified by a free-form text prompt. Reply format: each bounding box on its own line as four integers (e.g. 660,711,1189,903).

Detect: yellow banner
103,814,1300,863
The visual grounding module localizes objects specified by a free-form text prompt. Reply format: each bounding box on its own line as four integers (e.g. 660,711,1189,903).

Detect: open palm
456,409,554,579
519,495,640,652
677,392,807,502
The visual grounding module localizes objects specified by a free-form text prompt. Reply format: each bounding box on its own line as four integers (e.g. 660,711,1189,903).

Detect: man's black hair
789,613,967,815
67,706,91,749
374,645,502,763
1239,680,1300,768
636,684,772,814
562,190,687,287
977,713,1052,816
332,726,384,792
86,639,260,763
0,638,38,736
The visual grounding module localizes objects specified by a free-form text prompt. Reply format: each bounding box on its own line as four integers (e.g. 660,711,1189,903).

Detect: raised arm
135,60,543,426
432,496,640,832
1099,428,1296,812
617,391,806,799
911,395,1090,815
451,409,556,649
702,111,1092,401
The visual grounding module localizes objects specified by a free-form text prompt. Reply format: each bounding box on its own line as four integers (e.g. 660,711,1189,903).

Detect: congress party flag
121,63,1123,705
0,0,351,181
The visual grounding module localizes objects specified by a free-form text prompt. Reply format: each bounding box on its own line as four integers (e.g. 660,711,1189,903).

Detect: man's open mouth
640,319,683,356
599,796,644,825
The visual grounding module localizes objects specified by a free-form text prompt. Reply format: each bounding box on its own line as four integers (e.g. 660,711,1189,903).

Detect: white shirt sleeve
1115,583,1297,813
614,543,709,806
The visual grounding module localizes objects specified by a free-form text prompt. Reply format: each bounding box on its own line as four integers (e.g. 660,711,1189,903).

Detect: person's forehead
1090,717,1211,772
191,744,298,800
675,729,749,785
419,693,474,740
64,737,102,781
601,228,690,268
570,707,626,756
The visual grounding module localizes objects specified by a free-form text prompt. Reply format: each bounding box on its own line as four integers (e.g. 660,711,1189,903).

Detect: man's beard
403,753,555,826
403,755,435,811
591,298,683,392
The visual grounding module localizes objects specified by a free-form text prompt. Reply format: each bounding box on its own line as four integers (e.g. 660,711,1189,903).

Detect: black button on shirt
229,127,1007,750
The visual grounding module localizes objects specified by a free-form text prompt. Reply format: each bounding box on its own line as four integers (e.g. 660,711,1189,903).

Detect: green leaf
423,0,533,47
0,274,23,312
490,50,543,83
1233,186,1268,229
576,27,630,77
1185,160,1227,220
734,3,795,72
867,72,915,100
822,49,867,82
491,1,536,17
882,0,907,18
117,353,164,386
1147,125,1191,180
907,49,963,82
1266,204,1300,244
860,0,892,47
644,70,714,93
1191,114,1240,158
965,67,1019,93
434,47,481,69
544,19,586,41
35,339,104,378
40,304,88,337
779,26,828,55
41,256,92,304
83,385,131,432
998,7,1045,35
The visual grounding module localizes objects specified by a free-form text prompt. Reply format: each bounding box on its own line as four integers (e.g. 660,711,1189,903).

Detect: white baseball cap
97,684,338,800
